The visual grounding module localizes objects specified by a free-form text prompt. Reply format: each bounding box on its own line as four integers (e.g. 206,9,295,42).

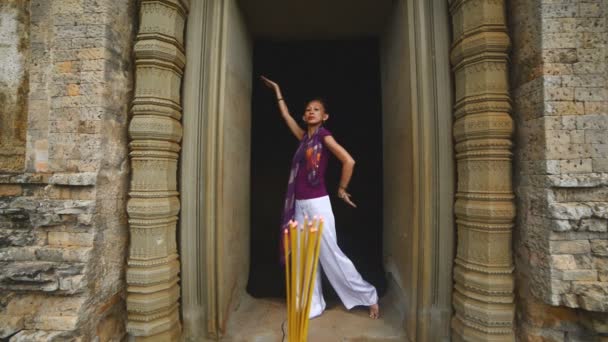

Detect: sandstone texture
0,1,29,172
510,0,608,339
0,0,135,340
1,0,608,340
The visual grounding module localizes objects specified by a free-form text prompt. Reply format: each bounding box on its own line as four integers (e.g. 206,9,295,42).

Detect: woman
261,75,380,320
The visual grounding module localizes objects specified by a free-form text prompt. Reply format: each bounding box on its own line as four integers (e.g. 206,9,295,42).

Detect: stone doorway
247,39,386,301
126,0,516,341
179,0,454,340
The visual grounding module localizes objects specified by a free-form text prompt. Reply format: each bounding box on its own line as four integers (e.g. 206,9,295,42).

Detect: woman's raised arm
261,75,305,140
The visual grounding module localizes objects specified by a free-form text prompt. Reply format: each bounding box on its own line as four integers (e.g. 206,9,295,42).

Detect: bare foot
369,303,380,319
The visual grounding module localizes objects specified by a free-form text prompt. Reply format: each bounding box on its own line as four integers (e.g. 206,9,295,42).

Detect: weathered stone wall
0,0,29,172
510,0,608,339
0,0,135,340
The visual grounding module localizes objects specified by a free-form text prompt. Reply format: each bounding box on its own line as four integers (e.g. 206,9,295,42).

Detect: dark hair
306,97,329,113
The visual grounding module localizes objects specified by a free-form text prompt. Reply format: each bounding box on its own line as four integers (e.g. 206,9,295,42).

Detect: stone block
572,281,608,311
0,247,37,261
570,130,585,144
555,187,608,202
0,185,22,196
592,145,608,158
51,108,80,122
573,61,605,74
593,257,608,282
25,315,78,331
590,203,608,218
551,254,577,270
542,4,578,19
49,120,79,133
0,262,61,292
542,18,576,33
581,219,608,232
58,275,85,293
562,75,605,88
543,63,573,75
545,87,575,101
559,159,592,173
0,314,24,339
9,330,65,342
81,59,104,71
584,102,607,115
593,159,608,172
77,47,106,60
543,75,563,88
72,38,106,51
547,160,561,174
575,17,605,32
78,120,101,134
542,48,578,64
47,232,94,247
545,101,585,115
575,88,607,102
551,219,574,232
549,240,591,254
545,143,591,160
579,3,602,18
591,240,608,257
557,270,598,281
546,174,606,188
577,48,603,63
85,25,106,38
54,25,87,39
573,254,594,269
0,229,42,247
585,130,607,144
48,172,97,186
545,33,580,49
549,202,592,220
66,84,79,96
35,246,92,263
576,114,608,130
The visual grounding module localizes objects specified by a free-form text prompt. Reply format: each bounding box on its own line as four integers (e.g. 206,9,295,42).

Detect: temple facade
0,0,607,341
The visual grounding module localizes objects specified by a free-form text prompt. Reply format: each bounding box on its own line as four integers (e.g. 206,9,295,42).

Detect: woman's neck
307,123,322,137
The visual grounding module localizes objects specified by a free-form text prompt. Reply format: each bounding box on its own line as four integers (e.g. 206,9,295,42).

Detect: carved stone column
449,0,516,340
127,0,189,340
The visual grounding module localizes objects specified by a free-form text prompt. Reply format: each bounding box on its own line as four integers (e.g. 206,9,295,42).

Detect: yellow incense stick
298,218,317,336
289,221,297,340
298,218,311,321
302,219,324,341
297,215,309,335
298,227,316,333
283,227,290,341
283,217,324,341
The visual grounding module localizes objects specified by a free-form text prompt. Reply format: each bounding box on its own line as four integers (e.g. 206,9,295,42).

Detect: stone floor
222,292,408,341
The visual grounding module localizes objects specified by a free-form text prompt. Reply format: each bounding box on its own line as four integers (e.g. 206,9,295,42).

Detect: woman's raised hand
261,75,303,139
260,75,279,91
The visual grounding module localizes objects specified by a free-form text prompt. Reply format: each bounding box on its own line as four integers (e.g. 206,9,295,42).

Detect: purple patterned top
294,127,332,200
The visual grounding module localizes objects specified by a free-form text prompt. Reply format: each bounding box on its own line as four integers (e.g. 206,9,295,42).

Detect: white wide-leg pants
293,196,378,319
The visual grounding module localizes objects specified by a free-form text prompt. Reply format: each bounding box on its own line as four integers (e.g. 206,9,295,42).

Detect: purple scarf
279,127,324,264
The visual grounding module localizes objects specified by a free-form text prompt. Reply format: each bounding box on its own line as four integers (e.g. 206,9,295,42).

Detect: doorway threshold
221,292,408,341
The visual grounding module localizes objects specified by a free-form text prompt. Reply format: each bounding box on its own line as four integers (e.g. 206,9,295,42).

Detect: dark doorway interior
248,39,385,303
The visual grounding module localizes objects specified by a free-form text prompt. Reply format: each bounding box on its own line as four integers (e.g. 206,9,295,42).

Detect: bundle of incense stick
283,216,324,342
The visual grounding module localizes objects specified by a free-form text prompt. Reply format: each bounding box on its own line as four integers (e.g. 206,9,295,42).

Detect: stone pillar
126,0,188,340
449,0,516,340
